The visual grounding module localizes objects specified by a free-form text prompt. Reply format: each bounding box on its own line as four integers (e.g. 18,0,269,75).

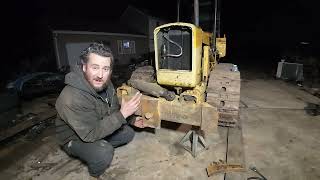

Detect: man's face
82,53,112,92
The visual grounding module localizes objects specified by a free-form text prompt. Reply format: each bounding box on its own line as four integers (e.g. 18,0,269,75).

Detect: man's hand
120,92,142,119
133,117,145,128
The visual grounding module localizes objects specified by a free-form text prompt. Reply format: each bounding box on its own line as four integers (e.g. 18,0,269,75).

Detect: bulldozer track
206,63,241,127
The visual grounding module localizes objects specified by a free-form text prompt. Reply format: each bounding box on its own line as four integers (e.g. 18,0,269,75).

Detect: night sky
2,0,320,85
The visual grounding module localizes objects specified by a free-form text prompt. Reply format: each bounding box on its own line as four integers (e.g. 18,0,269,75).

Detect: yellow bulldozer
117,0,240,156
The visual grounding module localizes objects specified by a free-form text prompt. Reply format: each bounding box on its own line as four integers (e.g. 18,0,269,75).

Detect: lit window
117,40,136,54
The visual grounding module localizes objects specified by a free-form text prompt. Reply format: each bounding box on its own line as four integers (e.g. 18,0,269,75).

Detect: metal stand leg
178,130,208,157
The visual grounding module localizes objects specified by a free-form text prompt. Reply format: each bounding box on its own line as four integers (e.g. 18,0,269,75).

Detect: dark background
2,0,320,86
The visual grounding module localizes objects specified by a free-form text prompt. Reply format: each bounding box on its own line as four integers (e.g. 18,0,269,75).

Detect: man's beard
84,74,109,92
92,79,108,92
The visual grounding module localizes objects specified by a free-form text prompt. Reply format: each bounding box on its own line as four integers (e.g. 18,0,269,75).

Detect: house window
117,40,136,54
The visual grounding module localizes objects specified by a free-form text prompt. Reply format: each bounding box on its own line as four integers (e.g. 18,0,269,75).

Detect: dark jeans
62,125,135,177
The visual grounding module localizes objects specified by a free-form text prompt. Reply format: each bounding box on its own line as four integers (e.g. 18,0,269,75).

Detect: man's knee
103,125,135,147
89,140,114,164
122,125,135,143
87,140,114,176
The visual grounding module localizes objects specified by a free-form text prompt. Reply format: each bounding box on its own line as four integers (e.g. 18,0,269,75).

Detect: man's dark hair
80,43,114,67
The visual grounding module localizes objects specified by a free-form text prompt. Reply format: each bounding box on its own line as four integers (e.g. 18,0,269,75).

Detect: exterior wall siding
53,31,148,71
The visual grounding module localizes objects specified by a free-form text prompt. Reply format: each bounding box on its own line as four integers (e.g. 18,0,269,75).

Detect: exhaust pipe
194,0,199,26
177,0,180,22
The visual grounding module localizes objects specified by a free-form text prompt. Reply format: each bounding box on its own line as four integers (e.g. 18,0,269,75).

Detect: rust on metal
206,161,245,177
117,84,219,131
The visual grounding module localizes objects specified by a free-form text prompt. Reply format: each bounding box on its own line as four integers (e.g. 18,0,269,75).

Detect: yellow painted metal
202,45,210,81
216,36,226,58
156,70,196,87
202,32,212,46
154,22,203,88
180,82,206,103
153,22,221,89
117,22,227,136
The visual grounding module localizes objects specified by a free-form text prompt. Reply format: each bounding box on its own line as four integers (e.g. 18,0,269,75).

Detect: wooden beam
225,118,246,180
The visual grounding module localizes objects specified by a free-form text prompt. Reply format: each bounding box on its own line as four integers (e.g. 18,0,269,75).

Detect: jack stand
178,130,208,157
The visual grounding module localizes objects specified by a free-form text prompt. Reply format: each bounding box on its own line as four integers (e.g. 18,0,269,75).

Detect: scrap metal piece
206,161,245,177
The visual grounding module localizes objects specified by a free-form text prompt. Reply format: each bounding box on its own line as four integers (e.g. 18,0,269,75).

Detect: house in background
52,5,168,72
120,5,168,52
53,30,148,71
